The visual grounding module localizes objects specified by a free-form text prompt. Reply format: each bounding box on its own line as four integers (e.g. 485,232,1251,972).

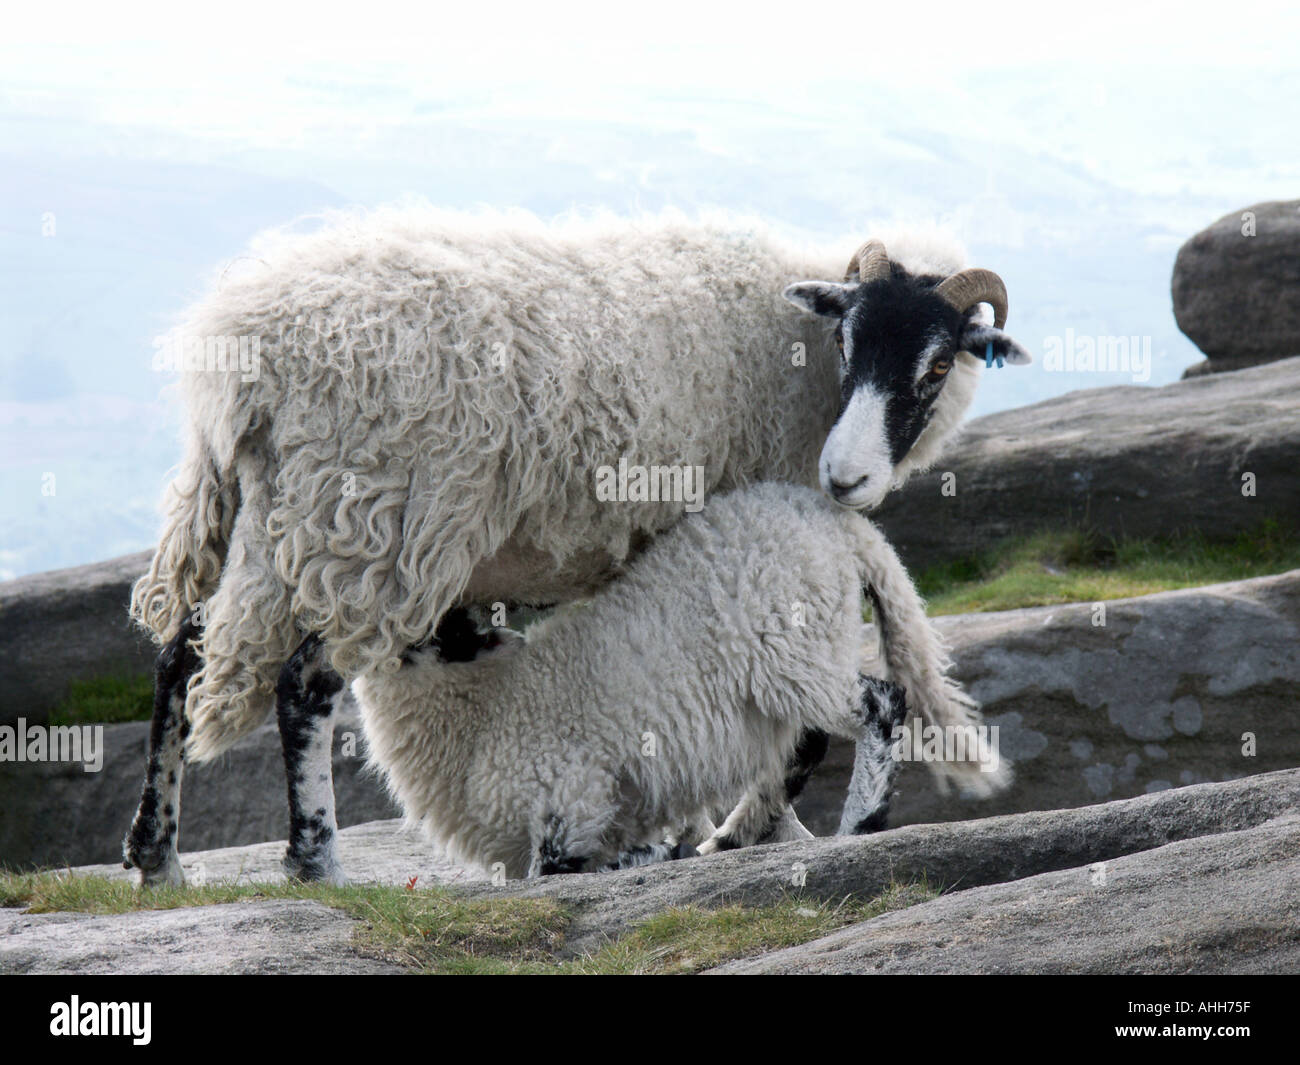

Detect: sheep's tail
844,511,1011,797
184,444,302,762
130,436,237,645
131,431,299,763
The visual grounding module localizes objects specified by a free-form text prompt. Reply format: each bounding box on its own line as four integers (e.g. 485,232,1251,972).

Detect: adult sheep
353,483,986,878
124,208,1031,886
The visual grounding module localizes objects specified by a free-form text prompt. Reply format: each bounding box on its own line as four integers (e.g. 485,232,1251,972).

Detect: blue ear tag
985,340,1004,369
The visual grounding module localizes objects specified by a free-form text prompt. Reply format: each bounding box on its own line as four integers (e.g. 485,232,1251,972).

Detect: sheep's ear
782,281,853,318
959,321,1033,366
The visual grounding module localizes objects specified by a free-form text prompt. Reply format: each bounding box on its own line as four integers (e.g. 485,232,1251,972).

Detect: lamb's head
784,239,1031,510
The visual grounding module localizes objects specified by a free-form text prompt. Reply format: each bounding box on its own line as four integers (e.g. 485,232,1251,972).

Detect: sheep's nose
829,474,869,499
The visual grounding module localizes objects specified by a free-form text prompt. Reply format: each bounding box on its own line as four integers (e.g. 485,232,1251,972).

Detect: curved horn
935,268,1008,329
844,239,891,284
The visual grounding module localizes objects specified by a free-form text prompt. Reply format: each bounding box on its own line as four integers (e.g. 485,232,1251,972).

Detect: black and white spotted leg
527,814,593,878
698,729,829,855
276,634,346,884
524,813,697,878
122,618,200,888
837,676,908,835
607,840,698,870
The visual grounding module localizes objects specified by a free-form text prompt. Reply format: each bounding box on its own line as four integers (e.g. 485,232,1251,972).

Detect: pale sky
3,0,1299,577
8,1,1300,72
6,2,1297,204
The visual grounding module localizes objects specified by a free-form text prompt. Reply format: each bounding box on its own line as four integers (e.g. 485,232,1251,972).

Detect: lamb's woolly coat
354,483,1001,878
130,208,985,763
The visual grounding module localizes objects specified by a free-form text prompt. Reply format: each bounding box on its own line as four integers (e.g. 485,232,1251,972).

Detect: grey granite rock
0,900,404,975
1172,200,1300,373
0,550,154,726
471,767,1300,955
709,814,1300,974
872,356,1300,570
0,694,399,869
796,570,1300,833
6,769,1295,973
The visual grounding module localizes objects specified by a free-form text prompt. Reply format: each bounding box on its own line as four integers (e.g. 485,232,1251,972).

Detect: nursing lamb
352,483,1002,878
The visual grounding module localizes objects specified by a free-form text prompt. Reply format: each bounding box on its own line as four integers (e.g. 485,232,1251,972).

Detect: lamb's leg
697,729,828,854
607,840,698,870
122,618,200,888
528,806,671,878
664,812,718,849
528,814,596,877
276,634,346,885
837,676,908,835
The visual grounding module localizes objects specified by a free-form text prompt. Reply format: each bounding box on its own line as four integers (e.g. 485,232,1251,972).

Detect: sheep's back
175,209,840,676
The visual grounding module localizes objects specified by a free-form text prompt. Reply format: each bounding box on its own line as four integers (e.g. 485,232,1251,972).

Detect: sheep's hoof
281,851,347,887
136,850,186,889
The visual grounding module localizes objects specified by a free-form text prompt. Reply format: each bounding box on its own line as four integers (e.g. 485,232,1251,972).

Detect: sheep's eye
835,332,845,354
927,359,952,381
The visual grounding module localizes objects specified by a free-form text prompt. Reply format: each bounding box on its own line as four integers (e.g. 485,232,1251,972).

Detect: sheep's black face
783,269,1029,510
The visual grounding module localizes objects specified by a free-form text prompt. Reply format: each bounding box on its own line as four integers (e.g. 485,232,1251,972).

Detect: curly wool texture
355,483,1004,879
129,207,979,761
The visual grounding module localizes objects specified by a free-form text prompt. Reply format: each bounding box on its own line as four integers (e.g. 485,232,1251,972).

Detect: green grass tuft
915,520,1300,616
563,882,935,975
0,869,934,975
0,870,569,970
49,673,153,726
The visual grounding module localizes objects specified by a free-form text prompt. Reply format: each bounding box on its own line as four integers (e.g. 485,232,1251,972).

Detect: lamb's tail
843,511,1011,798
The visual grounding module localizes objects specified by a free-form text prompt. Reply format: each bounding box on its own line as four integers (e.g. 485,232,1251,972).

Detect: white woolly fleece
127,207,983,760
354,483,1006,879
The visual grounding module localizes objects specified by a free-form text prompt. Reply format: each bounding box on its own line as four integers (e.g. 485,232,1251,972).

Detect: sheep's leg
837,676,908,835
276,634,346,885
122,618,200,888
697,729,828,854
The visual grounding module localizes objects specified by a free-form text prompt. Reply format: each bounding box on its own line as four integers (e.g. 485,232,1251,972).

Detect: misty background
2,3,1298,579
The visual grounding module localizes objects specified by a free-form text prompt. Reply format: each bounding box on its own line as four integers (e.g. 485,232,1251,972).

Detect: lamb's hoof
282,851,347,887
670,841,699,861
135,850,186,889
695,835,738,857
760,807,815,844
